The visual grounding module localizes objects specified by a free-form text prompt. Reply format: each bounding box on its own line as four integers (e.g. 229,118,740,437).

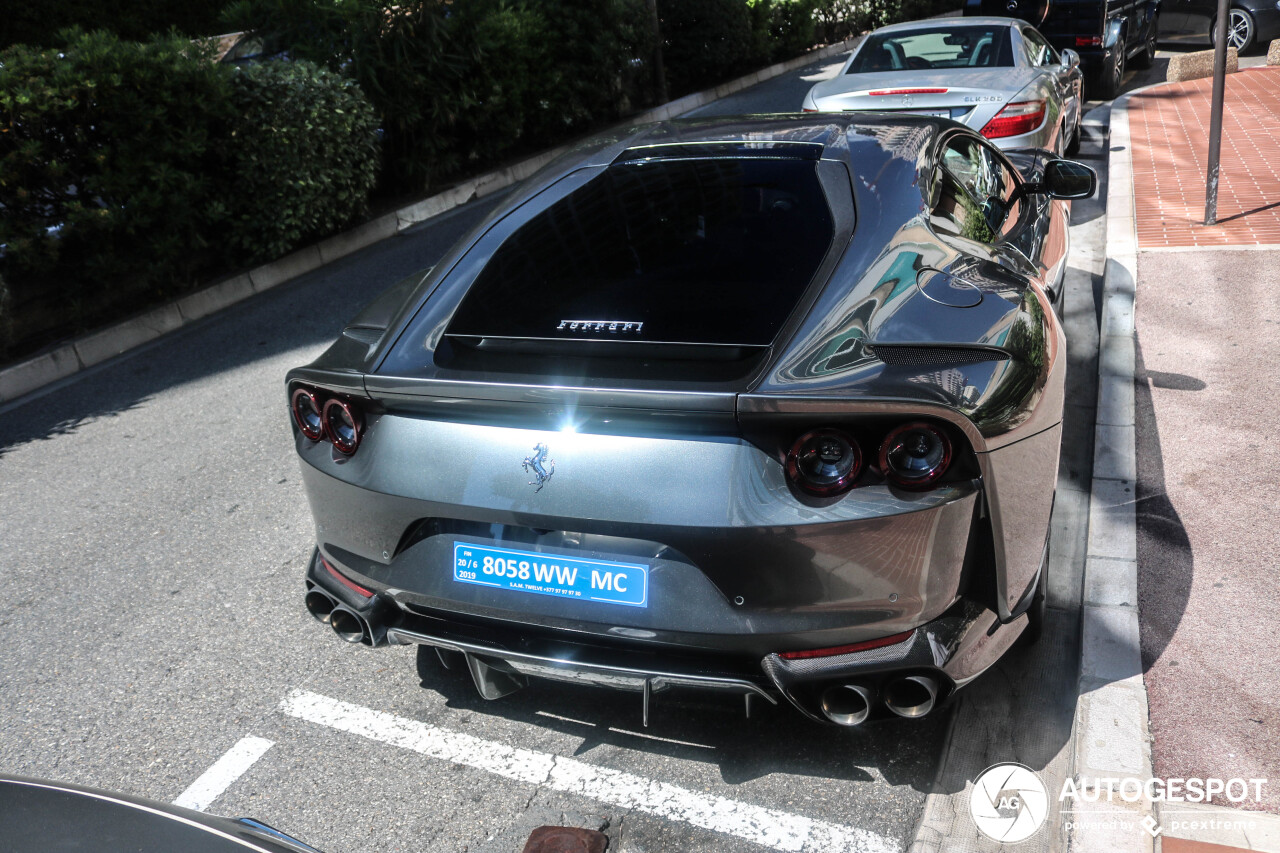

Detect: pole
1204,0,1231,225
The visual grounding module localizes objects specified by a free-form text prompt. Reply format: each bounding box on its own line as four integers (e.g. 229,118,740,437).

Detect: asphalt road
0,45,1121,853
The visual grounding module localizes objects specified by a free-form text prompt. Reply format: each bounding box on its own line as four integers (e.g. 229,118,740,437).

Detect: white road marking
279,689,899,853
173,736,275,811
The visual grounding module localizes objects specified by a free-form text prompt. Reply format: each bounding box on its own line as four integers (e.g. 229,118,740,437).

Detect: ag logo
969,763,1049,843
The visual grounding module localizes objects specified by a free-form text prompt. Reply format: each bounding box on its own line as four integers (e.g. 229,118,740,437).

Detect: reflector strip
322,557,373,598
777,630,914,660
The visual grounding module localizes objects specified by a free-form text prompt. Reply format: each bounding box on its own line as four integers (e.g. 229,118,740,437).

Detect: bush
2,0,235,50
0,31,382,358
658,0,761,96
0,30,234,349
223,0,658,189
452,0,657,164
222,0,471,189
221,60,381,263
750,0,821,62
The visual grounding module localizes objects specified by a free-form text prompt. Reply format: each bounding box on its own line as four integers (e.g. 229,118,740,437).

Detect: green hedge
453,0,657,160
0,31,380,359
223,60,380,263
0,0,963,362
0,31,235,353
657,0,761,96
221,0,658,188
1,0,234,50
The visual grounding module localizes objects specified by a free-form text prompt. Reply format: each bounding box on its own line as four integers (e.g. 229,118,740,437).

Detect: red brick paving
1128,67,1280,248
1162,838,1251,853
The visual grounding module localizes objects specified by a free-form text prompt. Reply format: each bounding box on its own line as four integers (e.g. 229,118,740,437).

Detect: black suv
965,0,1160,98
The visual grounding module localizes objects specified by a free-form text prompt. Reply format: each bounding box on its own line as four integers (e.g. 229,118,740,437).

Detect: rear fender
977,422,1060,619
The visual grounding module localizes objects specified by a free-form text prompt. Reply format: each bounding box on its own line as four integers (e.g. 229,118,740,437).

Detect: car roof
872,16,1024,33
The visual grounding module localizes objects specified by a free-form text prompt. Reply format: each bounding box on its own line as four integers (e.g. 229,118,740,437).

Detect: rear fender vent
342,326,383,346
868,345,1009,366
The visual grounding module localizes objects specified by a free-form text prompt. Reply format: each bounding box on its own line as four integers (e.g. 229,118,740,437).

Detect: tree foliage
223,60,381,263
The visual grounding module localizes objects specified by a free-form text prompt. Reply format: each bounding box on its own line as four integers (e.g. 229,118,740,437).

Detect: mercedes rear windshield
848,26,1015,73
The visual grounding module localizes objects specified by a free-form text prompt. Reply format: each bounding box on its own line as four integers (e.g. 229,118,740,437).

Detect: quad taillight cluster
786,422,953,496
291,387,363,455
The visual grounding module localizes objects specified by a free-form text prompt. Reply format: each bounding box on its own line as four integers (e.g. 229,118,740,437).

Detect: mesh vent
869,345,1008,366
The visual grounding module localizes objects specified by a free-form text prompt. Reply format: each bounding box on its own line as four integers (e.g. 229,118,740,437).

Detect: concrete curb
0,36,859,407
1067,86,1157,853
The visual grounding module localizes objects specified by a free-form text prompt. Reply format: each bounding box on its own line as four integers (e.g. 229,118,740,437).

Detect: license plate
903,109,951,118
452,542,649,608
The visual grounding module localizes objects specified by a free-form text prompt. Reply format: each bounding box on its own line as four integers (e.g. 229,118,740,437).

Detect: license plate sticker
453,542,649,608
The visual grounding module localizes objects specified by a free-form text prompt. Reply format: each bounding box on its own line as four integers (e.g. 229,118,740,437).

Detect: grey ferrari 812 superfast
288,115,1095,727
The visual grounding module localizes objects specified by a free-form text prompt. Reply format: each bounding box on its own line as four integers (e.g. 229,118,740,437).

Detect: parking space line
279,689,898,853
173,736,275,811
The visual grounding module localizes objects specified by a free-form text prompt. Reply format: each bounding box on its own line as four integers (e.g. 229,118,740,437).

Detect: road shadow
0,197,505,456
684,52,853,118
1132,337,1194,671
414,645,950,790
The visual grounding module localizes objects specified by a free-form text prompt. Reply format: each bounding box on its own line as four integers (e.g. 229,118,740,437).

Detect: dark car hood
0,776,321,853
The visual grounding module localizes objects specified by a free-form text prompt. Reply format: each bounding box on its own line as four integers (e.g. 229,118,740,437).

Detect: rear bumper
305,551,1029,724
294,405,1056,722
298,447,982,657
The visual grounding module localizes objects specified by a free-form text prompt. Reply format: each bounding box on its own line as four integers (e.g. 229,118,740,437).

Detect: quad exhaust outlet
304,584,386,646
883,674,938,719
820,683,874,726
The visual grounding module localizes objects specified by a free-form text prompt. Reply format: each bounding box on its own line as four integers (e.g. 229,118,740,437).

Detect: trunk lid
808,68,1041,127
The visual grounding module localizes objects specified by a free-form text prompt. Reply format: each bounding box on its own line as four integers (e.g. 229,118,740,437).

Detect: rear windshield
446,156,835,348
848,26,1014,73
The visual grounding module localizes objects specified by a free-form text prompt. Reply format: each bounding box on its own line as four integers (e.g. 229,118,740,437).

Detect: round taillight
291,388,325,442
879,422,952,489
786,429,862,496
323,399,362,455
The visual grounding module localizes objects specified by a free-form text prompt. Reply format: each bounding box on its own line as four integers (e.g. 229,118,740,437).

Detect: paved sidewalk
1128,67,1280,248
1119,61,1280,851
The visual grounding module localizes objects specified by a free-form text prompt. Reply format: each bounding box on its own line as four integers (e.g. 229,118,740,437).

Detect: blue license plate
452,542,649,608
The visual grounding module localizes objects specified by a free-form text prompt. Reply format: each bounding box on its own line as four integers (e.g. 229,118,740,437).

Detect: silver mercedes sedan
803,17,1083,154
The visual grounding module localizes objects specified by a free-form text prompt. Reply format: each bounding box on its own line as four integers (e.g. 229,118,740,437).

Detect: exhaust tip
305,589,336,623
820,683,874,726
884,675,938,719
330,607,368,644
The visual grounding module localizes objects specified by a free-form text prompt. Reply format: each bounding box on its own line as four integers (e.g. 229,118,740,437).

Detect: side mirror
1060,48,1081,70
1043,159,1096,199
1007,159,1097,207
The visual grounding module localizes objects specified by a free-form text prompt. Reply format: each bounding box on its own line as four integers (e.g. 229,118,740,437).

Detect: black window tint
847,26,1013,72
447,158,835,348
